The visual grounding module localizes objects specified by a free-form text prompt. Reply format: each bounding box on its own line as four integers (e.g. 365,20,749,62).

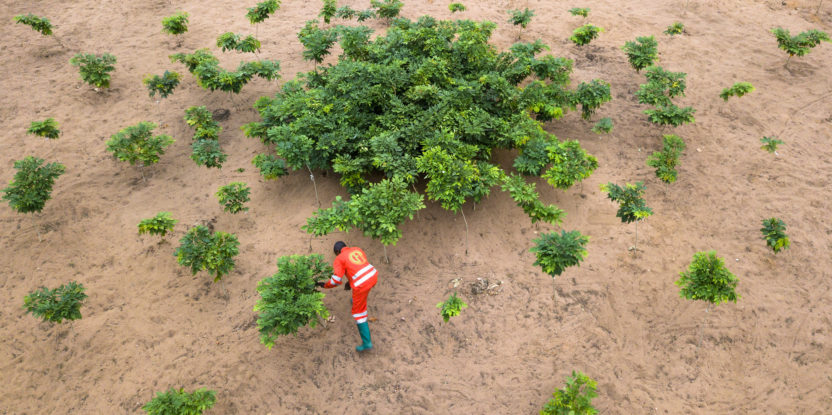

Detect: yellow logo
348,250,366,265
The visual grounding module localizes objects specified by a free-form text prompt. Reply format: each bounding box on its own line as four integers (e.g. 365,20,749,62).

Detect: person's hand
315,281,326,288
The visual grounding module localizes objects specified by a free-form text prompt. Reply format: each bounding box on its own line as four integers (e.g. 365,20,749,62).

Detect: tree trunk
697,303,711,348
32,214,41,242
460,207,469,255
306,164,321,207
383,244,389,264
634,220,639,256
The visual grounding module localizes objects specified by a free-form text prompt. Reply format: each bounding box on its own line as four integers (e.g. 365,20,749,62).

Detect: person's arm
323,255,346,288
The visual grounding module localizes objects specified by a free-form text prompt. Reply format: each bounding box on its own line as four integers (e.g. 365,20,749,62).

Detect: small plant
449,3,466,12
27,118,61,140
761,218,790,254
2,156,65,217
508,8,535,29
371,0,404,21
622,36,658,72
174,226,240,285
254,254,331,348
298,20,338,65
636,66,687,106
184,106,221,137
217,33,261,53
336,6,357,19
246,0,281,25
541,371,598,415
106,122,174,173
142,388,216,415
320,0,337,24
601,182,652,252
573,79,611,120
644,104,695,127
646,134,686,186
143,71,181,99
69,53,117,89
531,230,589,278
568,7,590,18
543,140,598,191
217,182,251,214
771,27,830,64
191,139,227,169
570,24,603,46
437,292,467,323
591,117,613,134
23,281,87,325
14,14,53,36
665,22,685,36
138,212,178,238
501,174,565,226
252,154,288,179
760,136,783,153
675,251,739,307
719,82,754,101
356,9,377,22
161,11,189,36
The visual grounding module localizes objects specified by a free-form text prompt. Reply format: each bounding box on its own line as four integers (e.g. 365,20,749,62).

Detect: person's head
333,241,347,255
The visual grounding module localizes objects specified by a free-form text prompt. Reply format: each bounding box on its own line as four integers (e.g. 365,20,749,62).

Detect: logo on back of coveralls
348,250,366,265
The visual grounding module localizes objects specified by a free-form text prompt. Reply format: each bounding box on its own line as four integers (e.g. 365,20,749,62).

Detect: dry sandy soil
1,0,831,413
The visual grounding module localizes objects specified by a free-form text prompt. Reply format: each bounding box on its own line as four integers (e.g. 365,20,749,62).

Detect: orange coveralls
324,247,378,323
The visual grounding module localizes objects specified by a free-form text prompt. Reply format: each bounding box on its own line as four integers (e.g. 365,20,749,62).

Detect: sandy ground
1,0,831,413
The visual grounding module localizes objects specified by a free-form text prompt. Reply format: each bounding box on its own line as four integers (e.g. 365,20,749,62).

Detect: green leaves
254,254,331,348
184,106,226,168
449,3,466,13
161,11,189,36
664,22,685,36
143,71,181,99
771,27,830,58
171,49,279,93
541,371,598,415
437,292,467,323
591,117,613,134
622,36,658,72
320,0,337,24
371,0,404,20
142,387,216,415
217,33,261,53
106,122,174,167
573,80,611,120
568,8,591,18
246,0,281,25
501,174,564,226
508,8,535,28
2,156,65,215
543,140,598,190
600,181,652,224
216,182,251,214
675,251,740,305
70,53,117,88
27,118,61,139
570,24,603,46
23,281,87,325
138,212,178,238
644,104,695,127
174,226,240,282
252,154,288,179
530,230,589,278
191,139,227,169
646,134,686,184
719,82,754,101
298,20,337,64
760,218,790,254
636,65,687,106
14,14,53,36
760,136,783,153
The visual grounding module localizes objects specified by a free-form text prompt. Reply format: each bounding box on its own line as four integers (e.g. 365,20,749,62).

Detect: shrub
371,0,404,21
760,218,790,254
543,140,598,190
70,53,117,88
143,71,181,99
601,181,652,251
437,292,467,323
142,388,216,415
644,104,695,127
161,11,189,36
570,24,602,46
356,9,377,22
320,0,337,24
449,3,466,12
646,134,686,185
760,136,783,153
541,371,598,415
501,174,565,226
771,27,830,61
106,122,174,167
174,226,239,282
675,251,739,306
622,36,658,72
23,281,87,325
191,139,227,168
665,22,685,36
635,65,687,106
531,230,589,277
2,156,65,214
217,32,261,53
719,82,754,101
27,118,60,139
298,20,338,64
591,117,613,134
138,212,178,238
184,106,221,136
252,154,288,179
217,182,251,214
254,254,331,348
14,14,53,36
573,79,611,120
508,8,535,29
336,6,357,19
246,0,281,25
568,8,590,18
170,49,279,93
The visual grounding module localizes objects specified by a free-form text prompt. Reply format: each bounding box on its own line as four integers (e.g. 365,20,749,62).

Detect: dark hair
333,241,347,255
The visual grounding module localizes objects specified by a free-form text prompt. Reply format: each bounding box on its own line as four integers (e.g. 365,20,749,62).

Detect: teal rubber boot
355,322,373,351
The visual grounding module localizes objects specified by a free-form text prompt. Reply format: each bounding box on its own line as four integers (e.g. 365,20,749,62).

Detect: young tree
161,11,189,46
69,53,117,89
508,8,534,39
2,156,65,241
541,371,598,415
437,292,467,323
568,8,590,18
646,134,686,190
27,118,61,140
142,388,216,415
106,122,174,179
665,22,685,36
771,27,830,65
760,136,783,154
298,20,338,67
138,212,178,239
644,104,695,127
254,254,331,348
320,0,337,24
572,80,611,120
449,3,466,13
371,0,404,22
531,230,589,307
335,6,358,19
601,182,653,253
719,82,754,101
591,117,613,134
246,0,281,36
570,24,603,46
191,140,226,168
543,140,599,191
252,154,288,180
143,71,181,99
622,36,658,72
675,251,739,346
174,226,239,292
217,33,262,54
23,281,87,325
216,182,251,214
760,218,790,254
14,14,65,48
356,9,377,22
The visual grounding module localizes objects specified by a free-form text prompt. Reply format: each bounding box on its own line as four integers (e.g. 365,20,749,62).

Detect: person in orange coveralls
316,241,378,351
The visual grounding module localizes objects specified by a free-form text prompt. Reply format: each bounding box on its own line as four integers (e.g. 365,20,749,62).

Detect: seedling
14,14,53,35
543,140,598,191
298,20,337,66
217,182,251,214
320,0,337,24
2,156,65,240
720,82,755,101
573,80,611,120
161,11,189,46
622,36,658,72
69,53,117,89
336,6,357,19
508,8,534,39
142,388,216,415
246,0,281,36
570,24,603,46
106,122,174,179
760,136,783,154
541,371,598,415
449,3,466,12
174,226,239,291
23,281,86,326
138,212,178,239
254,254,331,348
601,181,652,253
568,8,590,18
636,65,687,106
665,22,685,36
356,9,377,22
27,118,61,140
252,154,288,179
437,292,467,323
771,27,830,65
531,230,589,307
191,139,227,168
592,117,613,134
371,0,404,22
646,134,686,189
644,104,695,127
675,251,739,346
760,218,790,254
142,71,180,99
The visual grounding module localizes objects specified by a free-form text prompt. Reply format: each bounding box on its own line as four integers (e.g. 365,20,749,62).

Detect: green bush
437,292,467,322
142,387,216,415
252,154,288,179
70,53,117,88
23,281,87,324
760,218,790,254
501,174,565,226
531,230,589,277
644,104,695,127
508,8,535,28
591,117,613,134
675,251,739,305
449,3,466,13
646,134,686,184
541,371,598,415
143,71,181,99
14,14,53,36
2,156,65,214
665,22,684,36
138,212,178,238
320,0,337,23
161,11,189,36
246,0,280,25
217,182,251,214
174,226,239,282
719,82,754,101
371,0,404,20
27,118,61,140
573,80,611,120
106,122,174,167
570,24,602,46
191,139,227,169
622,36,658,72
568,8,590,18
771,27,830,59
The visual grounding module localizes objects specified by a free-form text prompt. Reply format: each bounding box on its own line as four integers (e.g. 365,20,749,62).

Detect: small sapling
191,139,227,168
719,82,754,101
161,11,189,46
541,371,598,415
138,212,178,239
336,6,357,19
760,218,790,254
23,281,87,325
570,24,603,46
252,154,288,179
760,136,783,154
14,14,53,36
449,3,466,12
174,226,240,290
601,181,653,253
143,71,181,99
437,292,467,323
646,134,686,189
69,53,117,89
568,7,590,18
2,156,65,240
27,118,60,140
508,8,534,39
675,251,739,346
543,140,598,191
622,36,658,72
531,230,589,308
356,9,377,22
106,122,174,179
665,22,685,36
298,20,338,66
217,33,262,53
217,182,251,214
771,27,830,65
573,80,611,120
142,388,216,415
371,0,404,22
592,117,613,134
320,0,337,24
247,0,281,36
644,104,695,127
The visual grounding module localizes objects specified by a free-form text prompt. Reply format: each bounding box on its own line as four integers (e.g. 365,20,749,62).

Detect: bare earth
1,0,831,413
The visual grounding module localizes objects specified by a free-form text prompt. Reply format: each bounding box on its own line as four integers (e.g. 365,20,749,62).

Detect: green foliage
336,6,357,19
320,0,337,24
69,53,117,88
635,65,687,106
508,8,535,28
664,22,684,36
191,139,227,169
184,106,221,138
2,157,65,214
217,33,261,53
23,281,86,325
675,251,739,305
356,9,377,22
106,122,174,167
298,20,338,64
568,8,590,18
542,140,598,190
719,82,754,101
531,230,589,278
217,182,251,214
252,154,288,179
174,226,240,282
161,11,189,36
591,117,613,134
437,292,467,323
771,27,830,58
143,71,181,99
622,36,658,72
254,254,331,347
27,118,60,140
247,0,281,25
171,49,279,93
573,80,611,120
501,174,565,226
14,14,53,36
760,136,783,153
335,25,374,60
646,134,685,184
540,371,598,415
371,0,404,20
570,24,602,46
600,181,652,224
761,218,790,254
138,212,178,238
449,3,466,13
142,388,216,415
514,135,555,176
644,104,695,127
